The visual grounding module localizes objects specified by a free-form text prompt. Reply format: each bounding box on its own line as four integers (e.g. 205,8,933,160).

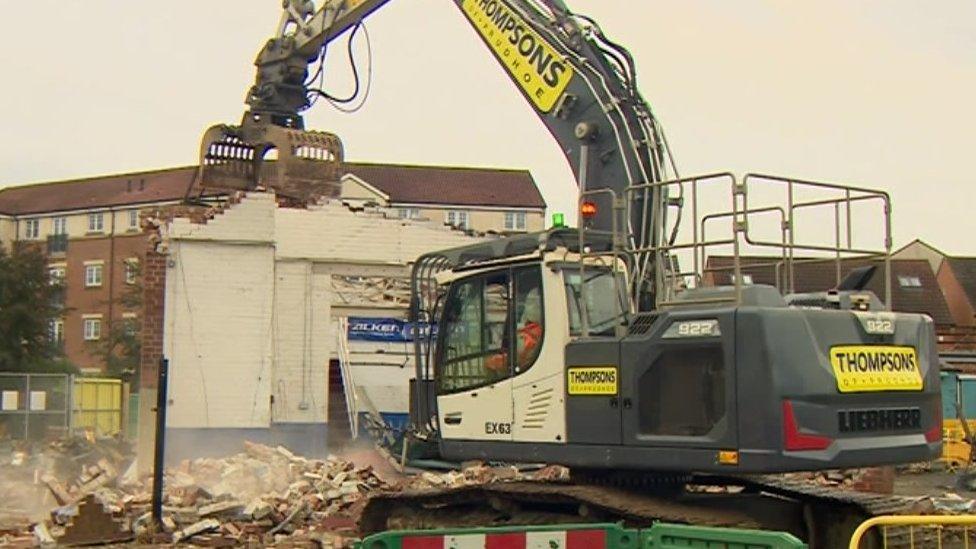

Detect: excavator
195,0,942,544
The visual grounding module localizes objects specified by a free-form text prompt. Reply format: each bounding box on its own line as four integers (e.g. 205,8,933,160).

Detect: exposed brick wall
939,261,976,327
139,249,167,390
57,234,150,371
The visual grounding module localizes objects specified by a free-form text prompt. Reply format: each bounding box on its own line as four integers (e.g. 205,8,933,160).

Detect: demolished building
137,193,489,468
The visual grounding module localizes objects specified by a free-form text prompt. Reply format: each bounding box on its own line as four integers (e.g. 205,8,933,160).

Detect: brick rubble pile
0,439,561,547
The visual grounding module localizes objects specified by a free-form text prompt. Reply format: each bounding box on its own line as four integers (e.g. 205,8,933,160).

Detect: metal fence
849,515,976,548
72,377,123,437
0,373,71,441
0,373,126,443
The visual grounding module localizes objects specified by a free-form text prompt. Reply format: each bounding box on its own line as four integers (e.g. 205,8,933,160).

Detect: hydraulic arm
198,0,678,302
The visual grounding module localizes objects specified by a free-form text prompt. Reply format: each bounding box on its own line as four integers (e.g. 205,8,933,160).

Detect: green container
642,522,807,549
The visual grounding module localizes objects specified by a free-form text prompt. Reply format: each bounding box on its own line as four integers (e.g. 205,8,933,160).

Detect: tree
91,261,141,380
0,242,72,372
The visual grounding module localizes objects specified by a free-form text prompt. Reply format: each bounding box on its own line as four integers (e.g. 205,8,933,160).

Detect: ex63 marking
485,422,512,435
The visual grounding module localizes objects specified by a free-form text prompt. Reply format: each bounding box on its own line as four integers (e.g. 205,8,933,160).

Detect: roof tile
344,162,545,209
0,162,546,216
946,257,976,307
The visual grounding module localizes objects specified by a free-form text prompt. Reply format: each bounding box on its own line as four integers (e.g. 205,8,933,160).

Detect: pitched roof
945,257,976,307
0,161,546,216
0,166,205,215
706,255,954,325
344,162,545,209
892,238,948,258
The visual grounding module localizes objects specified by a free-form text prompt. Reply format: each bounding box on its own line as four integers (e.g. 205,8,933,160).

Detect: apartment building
0,162,546,373
0,168,217,373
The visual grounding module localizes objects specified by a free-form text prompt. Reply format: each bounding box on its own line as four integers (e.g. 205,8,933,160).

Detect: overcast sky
0,1,973,254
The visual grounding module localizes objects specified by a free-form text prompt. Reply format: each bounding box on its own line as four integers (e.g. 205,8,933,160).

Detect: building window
124,259,139,284
49,319,64,345
88,213,104,233
49,266,66,286
731,274,754,285
128,209,139,230
85,264,103,287
53,216,67,235
446,210,469,229
83,318,102,341
898,275,922,288
504,211,526,231
398,208,421,220
24,219,39,239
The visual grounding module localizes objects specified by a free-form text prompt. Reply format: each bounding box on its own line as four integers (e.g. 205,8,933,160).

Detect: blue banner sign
347,317,436,342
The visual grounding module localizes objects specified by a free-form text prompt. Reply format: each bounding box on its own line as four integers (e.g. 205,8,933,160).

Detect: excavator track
360,475,933,549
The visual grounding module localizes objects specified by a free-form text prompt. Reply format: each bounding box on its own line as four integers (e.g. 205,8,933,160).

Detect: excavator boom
196,5,941,536
198,0,675,301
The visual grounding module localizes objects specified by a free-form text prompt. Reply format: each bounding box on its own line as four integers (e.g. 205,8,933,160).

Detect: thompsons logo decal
829,345,923,393
462,0,574,112
567,367,618,395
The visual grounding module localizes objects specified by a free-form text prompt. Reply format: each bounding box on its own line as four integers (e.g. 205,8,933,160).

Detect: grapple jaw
198,117,344,202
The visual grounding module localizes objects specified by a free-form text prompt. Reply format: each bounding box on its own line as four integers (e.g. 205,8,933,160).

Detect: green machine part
356,522,807,549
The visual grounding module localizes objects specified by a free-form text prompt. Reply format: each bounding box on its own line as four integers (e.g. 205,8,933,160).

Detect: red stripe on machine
485,532,526,548
567,529,606,549
400,529,604,549
402,536,446,549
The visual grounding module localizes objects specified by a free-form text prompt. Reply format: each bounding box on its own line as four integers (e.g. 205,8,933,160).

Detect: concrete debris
172,518,221,543
929,492,976,514
0,437,570,546
32,522,55,546
782,466,895,494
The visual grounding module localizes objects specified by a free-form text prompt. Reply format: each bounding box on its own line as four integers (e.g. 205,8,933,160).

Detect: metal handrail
575,172,896,310
849,514,976,548
743,173,892,306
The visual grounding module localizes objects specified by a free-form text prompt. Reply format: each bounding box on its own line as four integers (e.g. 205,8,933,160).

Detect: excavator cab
408,174,942,475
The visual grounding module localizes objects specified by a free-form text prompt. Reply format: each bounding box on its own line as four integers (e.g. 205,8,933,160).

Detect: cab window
436,266,545,393
513,267,544,374
564,268,627,336
436,271,509,393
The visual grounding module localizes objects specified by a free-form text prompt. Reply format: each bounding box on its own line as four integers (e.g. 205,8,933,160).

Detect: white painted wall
162,192,485,430
163,239,275,428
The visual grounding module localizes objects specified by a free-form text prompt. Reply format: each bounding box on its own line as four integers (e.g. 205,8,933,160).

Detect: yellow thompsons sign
829,346,923,393
568,367,618,395
461,0,574,112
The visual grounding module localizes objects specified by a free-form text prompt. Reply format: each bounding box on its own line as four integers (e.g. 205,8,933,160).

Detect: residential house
341,162,546,233
938,257,976,328
704,255,955,330
894,240,976,350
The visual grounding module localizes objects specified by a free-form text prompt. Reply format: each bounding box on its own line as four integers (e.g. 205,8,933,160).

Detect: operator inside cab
486,275,543,375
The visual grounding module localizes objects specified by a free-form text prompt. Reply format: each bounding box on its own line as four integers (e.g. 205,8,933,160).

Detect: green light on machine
552,212,566,228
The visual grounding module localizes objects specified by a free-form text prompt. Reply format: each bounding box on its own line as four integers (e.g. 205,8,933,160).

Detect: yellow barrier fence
71,378,123,437
850,515,976,548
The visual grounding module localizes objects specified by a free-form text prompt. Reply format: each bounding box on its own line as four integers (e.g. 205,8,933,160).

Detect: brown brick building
939,258,976,327
0,163,546,373
0,167,220,372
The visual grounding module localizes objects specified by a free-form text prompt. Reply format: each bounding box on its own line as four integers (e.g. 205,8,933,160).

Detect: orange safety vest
485,321,542,373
